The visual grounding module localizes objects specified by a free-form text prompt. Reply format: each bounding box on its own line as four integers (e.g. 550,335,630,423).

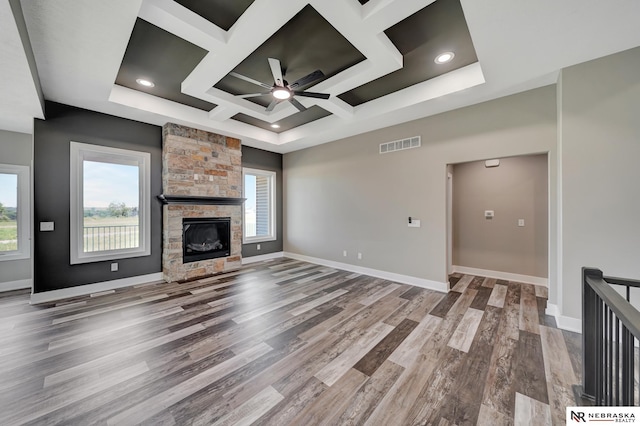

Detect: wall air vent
379,136,421,154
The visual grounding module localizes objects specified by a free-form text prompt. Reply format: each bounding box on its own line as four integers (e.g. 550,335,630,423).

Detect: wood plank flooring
0,259,581,425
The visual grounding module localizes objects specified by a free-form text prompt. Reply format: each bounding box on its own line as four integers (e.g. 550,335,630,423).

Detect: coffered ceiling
5,0,640,152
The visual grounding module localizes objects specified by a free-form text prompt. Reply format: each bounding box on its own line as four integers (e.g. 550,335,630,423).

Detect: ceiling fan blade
293,91,330,100
288,97,307,112
237,92,271,99
229,72,272,89
265,99,279,112
288,70,325,90
268,58,285,87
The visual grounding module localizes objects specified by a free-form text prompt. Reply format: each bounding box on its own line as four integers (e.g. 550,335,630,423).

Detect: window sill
0,251,30,262
70,248,150,265
243,236,277,244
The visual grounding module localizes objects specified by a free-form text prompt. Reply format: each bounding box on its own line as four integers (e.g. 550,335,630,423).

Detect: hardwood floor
0,259,581,425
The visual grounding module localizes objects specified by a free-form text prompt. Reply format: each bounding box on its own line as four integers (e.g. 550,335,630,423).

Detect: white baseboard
0,278,32,292
546,303,581,333
30,272,164,304
242,251,284,265
452,265,548,287
283,252,448,293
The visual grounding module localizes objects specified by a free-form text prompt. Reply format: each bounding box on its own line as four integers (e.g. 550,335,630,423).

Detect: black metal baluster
602,303,610,405
632,333,636,405
604,305,608,405
616,316,620,405
623,325,630,405
596,296,602,405
608,308,613,405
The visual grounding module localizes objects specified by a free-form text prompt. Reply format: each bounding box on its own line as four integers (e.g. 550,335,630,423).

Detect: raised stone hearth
161,123,242,282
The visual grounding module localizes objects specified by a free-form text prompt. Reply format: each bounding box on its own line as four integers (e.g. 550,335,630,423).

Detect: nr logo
571,411,586,422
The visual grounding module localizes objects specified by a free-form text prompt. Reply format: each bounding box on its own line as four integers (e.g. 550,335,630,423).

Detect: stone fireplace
160,123,243,282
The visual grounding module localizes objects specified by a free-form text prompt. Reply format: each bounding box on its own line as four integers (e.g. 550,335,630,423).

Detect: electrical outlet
518,219,525,227
257,244,261,250
343,250,347,257
111,262,118,272
357,252,362,260
194,174,198,180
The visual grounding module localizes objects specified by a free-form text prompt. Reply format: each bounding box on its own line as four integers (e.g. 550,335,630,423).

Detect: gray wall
33,102,162,293
452,155,548,278
0,129,32,286
241,145,283,257
284,86,557,289
560,46,640,319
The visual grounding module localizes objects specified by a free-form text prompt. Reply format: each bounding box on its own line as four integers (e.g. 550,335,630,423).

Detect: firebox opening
182,217,231,263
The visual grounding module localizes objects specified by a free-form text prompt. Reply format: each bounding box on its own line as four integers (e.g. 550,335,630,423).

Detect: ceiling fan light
434,52,455,64
273,88,291,100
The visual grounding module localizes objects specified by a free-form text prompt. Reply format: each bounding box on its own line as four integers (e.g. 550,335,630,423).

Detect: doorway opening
446,154,549,286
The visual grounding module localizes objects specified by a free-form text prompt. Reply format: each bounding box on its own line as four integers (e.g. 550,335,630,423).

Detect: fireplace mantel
157,194,245,206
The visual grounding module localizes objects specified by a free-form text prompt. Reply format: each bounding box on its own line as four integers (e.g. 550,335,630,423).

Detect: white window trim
243,167,276,244
70,142,151,264
0,164,30,262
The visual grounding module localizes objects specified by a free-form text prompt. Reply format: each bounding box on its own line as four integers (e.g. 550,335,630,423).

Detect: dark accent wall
33,102,162,293
241,145,283,257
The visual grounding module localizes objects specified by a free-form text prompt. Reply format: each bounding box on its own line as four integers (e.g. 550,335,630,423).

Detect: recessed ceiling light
136,78,155,88
434,52,455,64
270,124,280,129
272,88,291,100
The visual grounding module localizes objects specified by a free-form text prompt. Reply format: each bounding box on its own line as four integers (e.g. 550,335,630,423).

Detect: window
0,164,30,262
70,142,151,264
243,167,276,243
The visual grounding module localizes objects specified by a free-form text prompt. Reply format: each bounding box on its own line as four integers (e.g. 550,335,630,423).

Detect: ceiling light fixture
272,88,291,100
434,52,455,64
271,124,280,129
136,78,155,88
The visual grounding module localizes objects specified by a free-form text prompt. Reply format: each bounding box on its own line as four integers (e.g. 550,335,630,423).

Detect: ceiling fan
229,57,330,112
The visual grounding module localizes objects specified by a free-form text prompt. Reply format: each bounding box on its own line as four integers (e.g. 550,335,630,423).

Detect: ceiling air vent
379,136,421,154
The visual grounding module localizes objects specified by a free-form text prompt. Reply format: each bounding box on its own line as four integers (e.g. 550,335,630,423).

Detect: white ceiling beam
362,0,437,34
139,0,227,51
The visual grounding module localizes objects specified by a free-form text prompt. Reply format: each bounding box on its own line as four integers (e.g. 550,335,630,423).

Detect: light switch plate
518,219,525,227
40,222,54,231
408,219,421,228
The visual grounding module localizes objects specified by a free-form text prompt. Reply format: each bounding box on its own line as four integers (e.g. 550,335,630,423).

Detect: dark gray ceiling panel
214,5,366,109
115,18,217,111
338,0,478,106
174,0,254,31
232,106,332,133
